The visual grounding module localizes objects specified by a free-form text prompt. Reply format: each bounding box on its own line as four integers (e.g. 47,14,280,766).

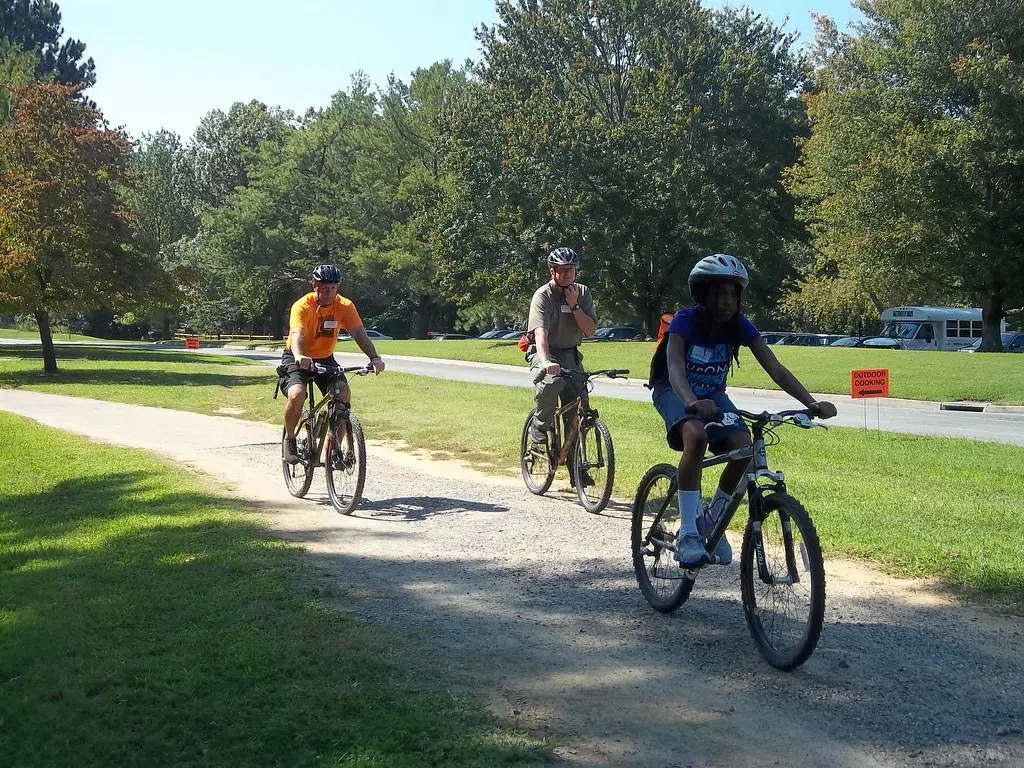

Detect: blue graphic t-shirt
657,306,760,397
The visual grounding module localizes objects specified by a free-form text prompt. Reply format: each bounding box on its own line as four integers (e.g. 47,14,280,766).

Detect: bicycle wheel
572,416,614,513
631,463,693,612
520,413,555,495
740,493,826,670
325,410,366,515
282,411,315,498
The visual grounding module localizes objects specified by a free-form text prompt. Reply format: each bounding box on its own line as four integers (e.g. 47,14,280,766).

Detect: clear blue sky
61,0,861,141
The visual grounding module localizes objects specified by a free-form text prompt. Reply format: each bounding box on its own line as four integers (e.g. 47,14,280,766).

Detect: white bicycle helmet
688,253,749,293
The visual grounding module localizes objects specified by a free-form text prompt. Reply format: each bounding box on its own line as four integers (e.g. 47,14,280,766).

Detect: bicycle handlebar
558,368,631,380
310,362,376,377
684,404,824,430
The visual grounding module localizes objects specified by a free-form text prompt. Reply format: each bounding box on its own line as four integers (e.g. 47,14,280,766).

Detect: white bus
879,306,1008,351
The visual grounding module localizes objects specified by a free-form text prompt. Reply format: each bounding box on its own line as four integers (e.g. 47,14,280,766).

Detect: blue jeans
652,382,748,452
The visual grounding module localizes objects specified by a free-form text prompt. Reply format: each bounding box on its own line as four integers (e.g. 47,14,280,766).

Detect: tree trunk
269,302,285,340
35,310,58,374
979,290,1005,352
412,295,433,339
162,311,171,340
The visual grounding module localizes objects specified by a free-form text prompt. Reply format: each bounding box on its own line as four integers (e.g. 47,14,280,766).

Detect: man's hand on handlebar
297,355,312,370
809,401,837,419
370,356,385,374
544,360,561,376
691,399,720,419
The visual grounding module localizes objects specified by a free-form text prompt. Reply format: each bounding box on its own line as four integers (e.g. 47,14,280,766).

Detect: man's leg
675,419,711,567
701,426,752,565
530,357,564,442
282,383,306,464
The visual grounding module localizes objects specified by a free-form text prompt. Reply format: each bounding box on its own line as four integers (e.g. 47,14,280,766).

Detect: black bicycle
519,368,628,514
277,362,374,515
631,408,828,669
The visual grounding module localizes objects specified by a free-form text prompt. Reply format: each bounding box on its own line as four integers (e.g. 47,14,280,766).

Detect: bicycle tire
631,463,693,612
520,413,555,495
325,411,367,515
740,493,826,670
572,416,615,513
282,411,315,498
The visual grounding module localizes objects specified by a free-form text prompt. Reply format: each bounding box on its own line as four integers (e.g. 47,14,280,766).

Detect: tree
0,83,160,372
358,61,470,337
440,0,806,333
787,2,1024,351
122,129,200,337
0,0,95,87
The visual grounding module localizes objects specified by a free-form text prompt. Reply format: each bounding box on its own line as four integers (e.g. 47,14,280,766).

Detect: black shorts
278,351,346,397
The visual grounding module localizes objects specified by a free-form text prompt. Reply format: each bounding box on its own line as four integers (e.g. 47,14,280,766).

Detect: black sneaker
283,437,300,464
569,467,595,489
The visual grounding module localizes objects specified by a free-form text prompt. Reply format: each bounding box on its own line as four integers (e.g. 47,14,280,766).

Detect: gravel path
2,390,1022,768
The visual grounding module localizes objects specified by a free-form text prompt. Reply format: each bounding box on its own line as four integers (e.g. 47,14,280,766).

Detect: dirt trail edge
2,389,1022,768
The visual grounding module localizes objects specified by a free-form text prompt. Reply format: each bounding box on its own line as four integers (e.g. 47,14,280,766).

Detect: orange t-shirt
287,293,362,359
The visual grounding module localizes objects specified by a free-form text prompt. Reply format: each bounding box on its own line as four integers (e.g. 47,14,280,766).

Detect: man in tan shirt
525,247,599,461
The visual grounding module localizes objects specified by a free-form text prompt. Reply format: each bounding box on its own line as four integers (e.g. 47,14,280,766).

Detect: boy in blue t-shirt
650,254,837,567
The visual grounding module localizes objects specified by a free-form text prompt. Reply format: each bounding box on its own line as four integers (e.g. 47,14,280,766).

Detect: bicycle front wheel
740,493,826,670
325,411,366,515
631,463,693,613
282,412,315,498
572,416,614,513
520,413,555,495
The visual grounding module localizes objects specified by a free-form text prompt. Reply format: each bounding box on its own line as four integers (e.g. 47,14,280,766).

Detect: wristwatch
569,304,580,312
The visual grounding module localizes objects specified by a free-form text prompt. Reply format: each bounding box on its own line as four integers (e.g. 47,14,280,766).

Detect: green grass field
320,339,1024,404
0,327,125,343
0,410,547,767
2,345,1023,602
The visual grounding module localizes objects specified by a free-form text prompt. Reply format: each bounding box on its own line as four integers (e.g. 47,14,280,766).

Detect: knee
681,421,708,453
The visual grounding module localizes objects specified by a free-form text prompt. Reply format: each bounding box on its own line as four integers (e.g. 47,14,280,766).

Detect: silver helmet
688,253,749,294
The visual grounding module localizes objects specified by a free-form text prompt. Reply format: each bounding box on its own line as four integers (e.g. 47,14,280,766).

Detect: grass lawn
0,411,547,767
324,339,1024,405
2,345,1023,602
0,327,125,343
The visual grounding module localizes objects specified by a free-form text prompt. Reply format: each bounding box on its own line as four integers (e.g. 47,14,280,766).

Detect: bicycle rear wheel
740,493,825,670
631,463,693,612
572,416,614,513
325,411,366,515
282,411,315,498
520,413,555,495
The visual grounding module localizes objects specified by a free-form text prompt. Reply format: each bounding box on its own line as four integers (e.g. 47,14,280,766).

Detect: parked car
477,329,512,339
433,333,473,340
588,326,639,341
828,336,900,349
338,329,393,341
959,332,1024,353
777,333,845,347
761,332,791,345
495,329,526,339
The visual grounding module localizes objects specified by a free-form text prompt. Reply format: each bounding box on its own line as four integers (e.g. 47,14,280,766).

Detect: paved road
3,339,1023,446
201,346,1024,447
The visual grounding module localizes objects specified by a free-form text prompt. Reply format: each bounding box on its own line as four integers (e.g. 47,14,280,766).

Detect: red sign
851,369,889,399
184,337,200,350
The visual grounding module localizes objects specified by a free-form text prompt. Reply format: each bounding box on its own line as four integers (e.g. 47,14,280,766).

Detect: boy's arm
666,334,718,418
749,339,836,417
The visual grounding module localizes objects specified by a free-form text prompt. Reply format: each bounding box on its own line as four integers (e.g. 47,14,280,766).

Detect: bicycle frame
644,411,810,583
549,387,592,467
297,364,368,467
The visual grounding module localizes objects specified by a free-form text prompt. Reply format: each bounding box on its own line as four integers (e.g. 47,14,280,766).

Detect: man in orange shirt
280,264,386,463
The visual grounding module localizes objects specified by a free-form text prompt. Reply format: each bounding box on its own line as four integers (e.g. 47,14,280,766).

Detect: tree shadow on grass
0,346,258,367
0,471,548,768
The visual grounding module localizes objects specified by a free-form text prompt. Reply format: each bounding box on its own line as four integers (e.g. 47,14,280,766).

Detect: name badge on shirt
690,344,713,363
559,304,572,314
322,320,339,330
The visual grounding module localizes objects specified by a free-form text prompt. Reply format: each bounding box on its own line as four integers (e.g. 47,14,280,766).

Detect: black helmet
312,264,341,283
547,247,580,268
